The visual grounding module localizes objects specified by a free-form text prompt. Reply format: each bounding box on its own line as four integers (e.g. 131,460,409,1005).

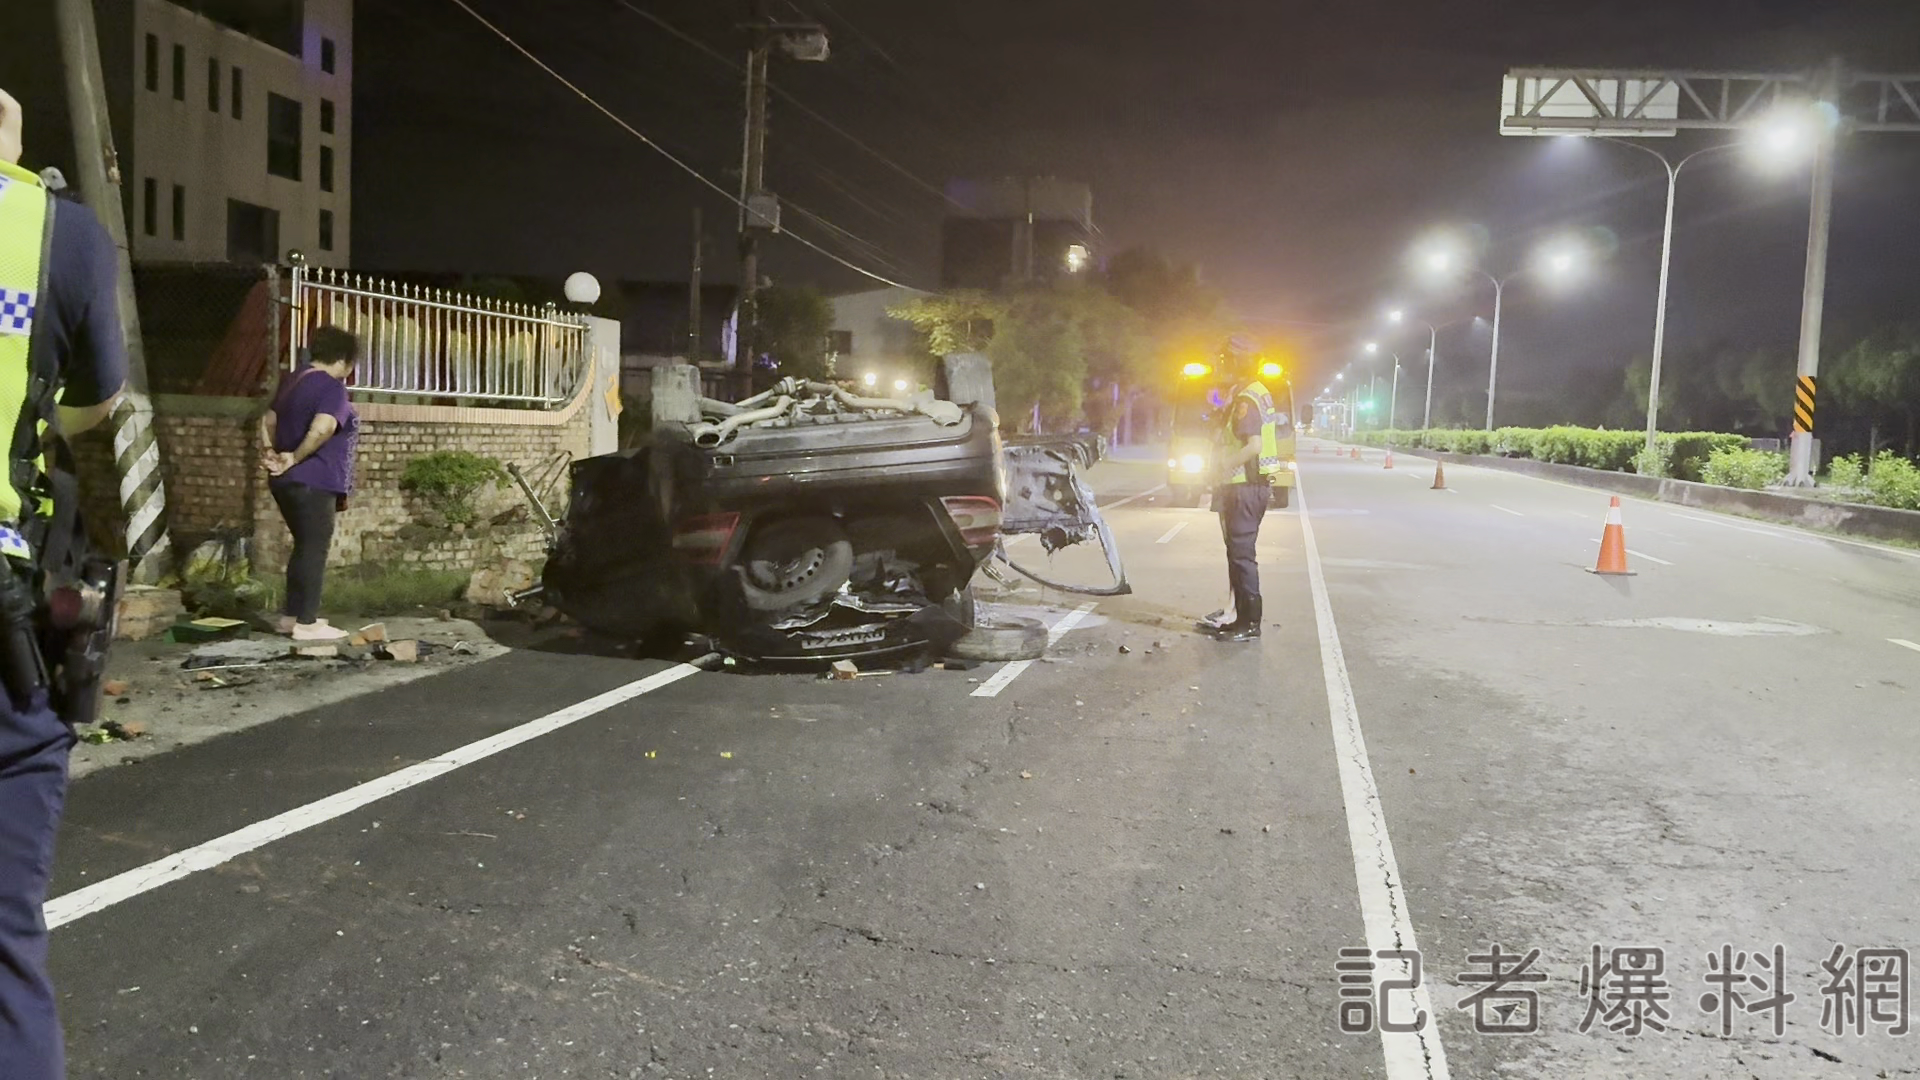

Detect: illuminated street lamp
1570,102,1823,452
862,371,878,388
1386,308,1441,429
1419,237,1585,430
893,378,909,392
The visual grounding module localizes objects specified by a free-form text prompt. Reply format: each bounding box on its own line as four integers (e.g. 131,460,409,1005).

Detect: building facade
129,0,352,266
2,0,351,268
827,285,928,383
939,177,1094,291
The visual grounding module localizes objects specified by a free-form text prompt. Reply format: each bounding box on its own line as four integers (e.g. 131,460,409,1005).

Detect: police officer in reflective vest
0,89,130,1078
1199,344,1282,642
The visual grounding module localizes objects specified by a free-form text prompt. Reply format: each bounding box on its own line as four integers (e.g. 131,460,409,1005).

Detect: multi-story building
4,0,352,267
939,177,1094,291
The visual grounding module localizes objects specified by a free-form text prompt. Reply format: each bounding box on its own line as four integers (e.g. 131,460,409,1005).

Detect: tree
1828,326,1920,456
753,285,834,383
889,291,1002,355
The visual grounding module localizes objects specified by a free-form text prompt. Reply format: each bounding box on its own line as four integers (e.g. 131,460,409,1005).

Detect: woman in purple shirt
261,326,361,641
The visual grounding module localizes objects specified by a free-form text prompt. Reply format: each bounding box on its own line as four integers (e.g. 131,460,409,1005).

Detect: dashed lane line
1156,521,1190,544
1892,638,1920,655
1490,505,1525,517
1588,540,1675,566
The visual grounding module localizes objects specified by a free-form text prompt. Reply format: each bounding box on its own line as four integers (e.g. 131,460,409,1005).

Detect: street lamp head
1363,342,1379,355
1335,372,1344,381
893,378,910,391
862,371,878,387
1388,309,1405,324
1750,101,1832,166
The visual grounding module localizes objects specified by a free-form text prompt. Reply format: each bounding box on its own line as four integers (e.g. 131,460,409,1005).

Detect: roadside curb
1375,444,1920,546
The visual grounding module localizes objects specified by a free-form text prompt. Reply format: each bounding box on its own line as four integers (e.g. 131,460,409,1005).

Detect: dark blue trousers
0,690,72,1079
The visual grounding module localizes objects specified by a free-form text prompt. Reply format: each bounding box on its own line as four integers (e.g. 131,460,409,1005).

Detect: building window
172,184,186,241
172,44,185,101
231,67,243,120
320,99,335,134
319,210,334,251
319,146,334,192
266,94,302,180
207,58,220,112
143,178,157,236
226,199,279,265
321,38,336,74
144,34,158,92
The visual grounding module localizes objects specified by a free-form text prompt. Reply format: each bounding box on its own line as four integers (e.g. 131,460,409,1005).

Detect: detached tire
945,612,1049,663
737,517,854,611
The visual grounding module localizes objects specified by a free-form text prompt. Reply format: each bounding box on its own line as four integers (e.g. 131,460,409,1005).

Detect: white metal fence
286,257,590,407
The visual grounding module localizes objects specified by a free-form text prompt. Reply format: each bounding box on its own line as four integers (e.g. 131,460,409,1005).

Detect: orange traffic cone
1431,461,1447,489
1588,496,1636,576
1384,450,1395,470
1350,446,1361,460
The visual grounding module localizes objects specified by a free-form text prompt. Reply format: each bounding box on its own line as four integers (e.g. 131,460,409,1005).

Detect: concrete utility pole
55,0,172,581
1786,59,1843,487
734,0,770,390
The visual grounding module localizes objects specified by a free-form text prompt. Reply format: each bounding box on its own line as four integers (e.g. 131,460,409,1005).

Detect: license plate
798,626,888,650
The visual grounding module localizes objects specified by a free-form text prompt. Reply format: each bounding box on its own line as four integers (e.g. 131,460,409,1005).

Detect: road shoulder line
1297,482,1451,1080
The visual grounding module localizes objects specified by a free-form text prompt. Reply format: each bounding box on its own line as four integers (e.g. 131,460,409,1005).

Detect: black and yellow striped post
1792,375,1817,436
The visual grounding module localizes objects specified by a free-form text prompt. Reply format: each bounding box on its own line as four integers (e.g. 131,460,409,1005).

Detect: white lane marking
1296,484,1451,1080
46,663,706,929
970,602,1098,699
1155,521,1190,544
1588,540,1675,566
1892,638,1920,654
1669,511,1820,546
1490,504,1525,517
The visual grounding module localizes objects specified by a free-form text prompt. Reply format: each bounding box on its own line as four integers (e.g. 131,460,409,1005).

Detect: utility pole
734,0,771,395
55,0,172,581
688,206,703,361
1786,59,1843,486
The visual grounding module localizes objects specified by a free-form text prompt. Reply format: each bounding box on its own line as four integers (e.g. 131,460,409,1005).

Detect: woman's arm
267,413,339,476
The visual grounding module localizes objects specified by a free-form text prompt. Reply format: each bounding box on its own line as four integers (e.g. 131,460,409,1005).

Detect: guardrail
286,256,589,407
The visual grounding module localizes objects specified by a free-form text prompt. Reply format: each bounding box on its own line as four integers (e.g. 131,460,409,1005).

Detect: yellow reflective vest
0,159,51,524
1222,378,1283,485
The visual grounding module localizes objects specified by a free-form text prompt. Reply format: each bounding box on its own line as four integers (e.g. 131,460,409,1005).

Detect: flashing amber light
1258,361,1283,380
1181,362,1212,379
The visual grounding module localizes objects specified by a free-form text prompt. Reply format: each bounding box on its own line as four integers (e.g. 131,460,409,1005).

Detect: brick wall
75,390,590,576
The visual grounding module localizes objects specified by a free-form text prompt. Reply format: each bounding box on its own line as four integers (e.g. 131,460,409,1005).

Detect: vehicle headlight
1167,458,1179,469
1180,454,1207,474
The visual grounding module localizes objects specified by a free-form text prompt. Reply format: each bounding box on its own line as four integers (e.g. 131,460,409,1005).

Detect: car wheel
944,610,1049,662
736,517,855,611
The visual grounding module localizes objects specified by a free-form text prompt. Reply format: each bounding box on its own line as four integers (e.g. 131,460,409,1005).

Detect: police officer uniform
1205,376,1282,642
0,112,129,1077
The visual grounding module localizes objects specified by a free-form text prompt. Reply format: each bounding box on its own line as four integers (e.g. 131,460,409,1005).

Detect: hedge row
1353,426,1749,482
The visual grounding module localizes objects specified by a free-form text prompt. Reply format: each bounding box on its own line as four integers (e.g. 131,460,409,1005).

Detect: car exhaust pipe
689,396,795,447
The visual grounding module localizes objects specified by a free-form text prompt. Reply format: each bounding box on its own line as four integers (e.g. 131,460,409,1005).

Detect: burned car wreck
536,356,1128,665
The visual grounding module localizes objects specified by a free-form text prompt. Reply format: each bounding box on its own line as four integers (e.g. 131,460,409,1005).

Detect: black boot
1211,595,1262,642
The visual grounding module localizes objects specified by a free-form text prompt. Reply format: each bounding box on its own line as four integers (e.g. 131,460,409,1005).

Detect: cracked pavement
43,447,1920,1077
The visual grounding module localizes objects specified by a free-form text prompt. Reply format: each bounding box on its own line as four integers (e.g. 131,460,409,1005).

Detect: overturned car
537,356,1128,665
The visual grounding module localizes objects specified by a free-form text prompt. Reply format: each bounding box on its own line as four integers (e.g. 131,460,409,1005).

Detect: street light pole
1597,139,1740,451
1484,273,1505,431
1389,357,1402,429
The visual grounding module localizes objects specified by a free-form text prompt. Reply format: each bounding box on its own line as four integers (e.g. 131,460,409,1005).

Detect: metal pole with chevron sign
56,0,173,581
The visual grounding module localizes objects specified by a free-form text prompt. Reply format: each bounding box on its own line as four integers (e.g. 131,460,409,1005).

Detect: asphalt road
44,442,1920,1079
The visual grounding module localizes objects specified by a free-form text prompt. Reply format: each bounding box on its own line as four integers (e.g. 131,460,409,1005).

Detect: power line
610,0,962,209
443,0,918,290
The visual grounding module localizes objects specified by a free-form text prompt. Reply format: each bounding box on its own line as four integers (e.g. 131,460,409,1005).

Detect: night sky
354,0,1920,398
